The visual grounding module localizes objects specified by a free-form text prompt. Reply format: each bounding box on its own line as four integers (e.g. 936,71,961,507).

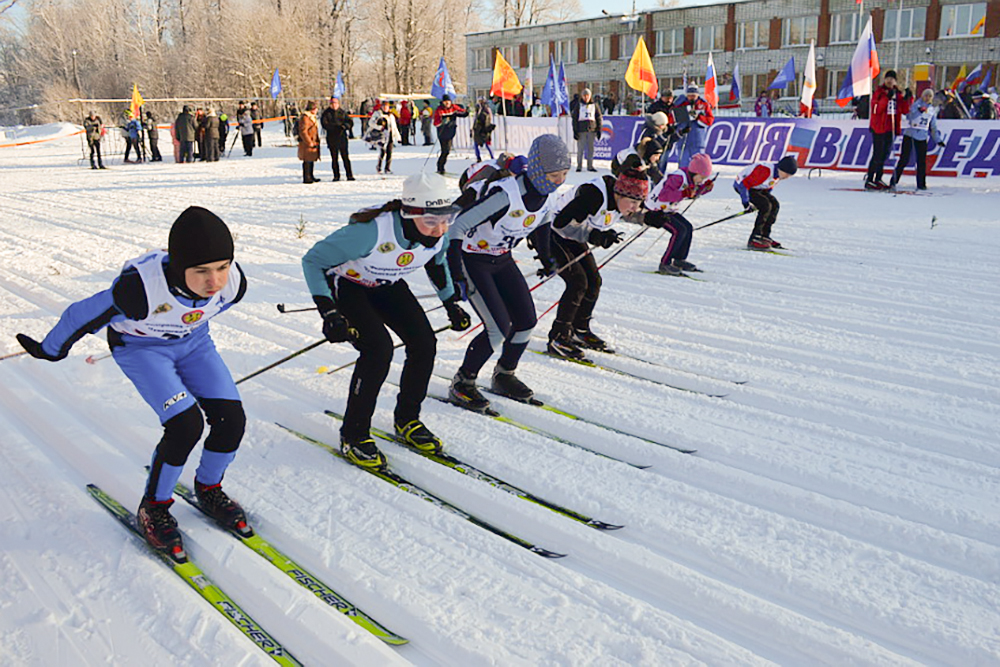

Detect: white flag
524,49,534,108
800,40,817,117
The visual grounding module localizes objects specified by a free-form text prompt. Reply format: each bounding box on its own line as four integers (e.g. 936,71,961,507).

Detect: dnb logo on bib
182,310,204,325
522,214,536,228
396,252,414,267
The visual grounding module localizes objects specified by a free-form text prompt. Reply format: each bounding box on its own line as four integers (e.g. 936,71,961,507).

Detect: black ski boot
195,480,252,536
449,370,491,412
572,326,613,353
136,497,183,555
491,365,534,402
395,418,443,454
547,322,586,360
673,258,701,272
340,435,387,470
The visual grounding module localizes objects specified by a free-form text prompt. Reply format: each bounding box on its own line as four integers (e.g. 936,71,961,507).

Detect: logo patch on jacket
181,310,204,324
523,214,536,228
152,303,172,315
378,242,396,253
509,209,525,218
396,252,414,267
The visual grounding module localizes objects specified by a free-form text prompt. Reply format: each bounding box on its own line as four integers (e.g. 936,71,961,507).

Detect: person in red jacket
733,155,798,250
432,95,469,174
866,70,908,190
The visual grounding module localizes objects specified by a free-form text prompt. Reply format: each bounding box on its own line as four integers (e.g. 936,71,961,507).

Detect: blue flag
540,55,557,114
729,62,741,102
768,57,796,90
333,71,346,99
270,68,282,99
557,61,570,115
431,57,456,100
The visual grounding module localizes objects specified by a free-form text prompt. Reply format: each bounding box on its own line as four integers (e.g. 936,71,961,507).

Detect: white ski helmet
401,172,458,216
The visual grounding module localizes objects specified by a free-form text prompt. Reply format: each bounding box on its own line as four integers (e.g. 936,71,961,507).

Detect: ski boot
656,261,683,275
763,237,783,249
195,480,252,537
136,497,184,556
673,258,701,272
394,418,443,454
340,435,387,470
547,323,586,360
449,370,491,413
747,235,773,250
491,365,534,403
572,326,612,353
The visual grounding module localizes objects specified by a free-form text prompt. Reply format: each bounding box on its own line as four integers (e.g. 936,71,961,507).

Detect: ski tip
592,522,626,531
533,548,568,559
632,463,654,470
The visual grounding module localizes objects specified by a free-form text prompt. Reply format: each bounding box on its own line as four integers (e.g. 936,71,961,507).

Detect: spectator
472,98,495,163
195,107,206,160
370,100,401,174
175,105,197,163
124,111,144,163
203,108,220,162
648,90,675,116
218,112,229,156
852,94,871,120
865,70,905,190
359,97,375,137
320,96,354,181
239,109,255,156
144,111,162,162
420,102,434,146
755,90,773,117
673,84,714,169
531,99,547,117
971,90,998,120
432,95,468,175
84,110,105,170
250,101,262,147
572,88,602,172
398,100,413,145
889,88,942,191
298,100,321,183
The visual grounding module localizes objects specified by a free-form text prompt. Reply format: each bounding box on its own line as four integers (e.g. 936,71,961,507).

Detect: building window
619,32,639,59
885,7,927,40
829,13,860,44
587,35,610,61
498,46,517,65
783,16,818,46
554,39,574,64
693,25,723,53
737,20,769,50
473,48,490,71
826,70,846,98
655,27,683,55
939,3,986,38
531,42,546,65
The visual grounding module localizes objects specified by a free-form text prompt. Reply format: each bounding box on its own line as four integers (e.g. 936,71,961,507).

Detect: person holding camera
866,70,908,190
673,84,714,170
301,173,470,470
473,98,495,163
890,88,943,191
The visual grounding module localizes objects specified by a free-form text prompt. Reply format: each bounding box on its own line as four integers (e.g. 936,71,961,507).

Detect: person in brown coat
298,101,321,183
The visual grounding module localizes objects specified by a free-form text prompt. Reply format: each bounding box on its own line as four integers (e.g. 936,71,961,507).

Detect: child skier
733,155,798,250
537,169,646,359
446,134,571,412
301,173,471,470
16,207,249,555
644,152,714,275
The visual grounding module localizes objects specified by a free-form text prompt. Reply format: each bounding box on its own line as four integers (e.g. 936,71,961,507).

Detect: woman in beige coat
298,101,321,183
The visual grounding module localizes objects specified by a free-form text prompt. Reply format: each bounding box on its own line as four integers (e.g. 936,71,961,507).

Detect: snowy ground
1,124,998,667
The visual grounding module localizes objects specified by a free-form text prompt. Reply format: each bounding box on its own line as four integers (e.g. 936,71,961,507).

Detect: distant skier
733,155,798,250
16,207,250,555
301,173,471,470
644,152,715,275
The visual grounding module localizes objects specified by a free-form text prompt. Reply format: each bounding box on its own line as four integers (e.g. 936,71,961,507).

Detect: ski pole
86,352,112,364
636,193,702,258
235,339,327,385
694,209,751,231
277,292,439,314
321,324,452,376
1,350,28,361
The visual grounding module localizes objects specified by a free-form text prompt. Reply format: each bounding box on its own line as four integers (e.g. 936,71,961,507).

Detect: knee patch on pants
156,404,205,466
201,399,246,454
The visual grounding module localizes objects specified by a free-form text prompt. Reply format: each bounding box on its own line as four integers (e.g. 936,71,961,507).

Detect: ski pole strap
235,339,327,385
694,209,750,231
324,324,451,375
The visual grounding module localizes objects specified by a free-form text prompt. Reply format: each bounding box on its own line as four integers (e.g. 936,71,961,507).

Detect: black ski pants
437,137,453,173
88,140,103,167
459,252,536,377
891,135,928,189
656,212,693,266
327,136,353,179
334,278,436,441
749,189,779,240
867,130,894,184
551,235,600,332
378,141,393,172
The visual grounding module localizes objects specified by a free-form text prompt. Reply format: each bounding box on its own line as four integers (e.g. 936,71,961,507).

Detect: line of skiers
15,133,798,554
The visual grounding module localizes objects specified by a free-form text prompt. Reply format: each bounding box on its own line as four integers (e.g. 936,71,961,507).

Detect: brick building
466,0,1000,112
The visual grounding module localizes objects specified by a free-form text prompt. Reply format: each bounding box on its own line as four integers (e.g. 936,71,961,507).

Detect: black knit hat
167,206,234,283
776,155,798,175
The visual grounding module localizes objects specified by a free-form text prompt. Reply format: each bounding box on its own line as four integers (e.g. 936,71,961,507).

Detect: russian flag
705,52,718,108
729,62,741,102
836,17,880,107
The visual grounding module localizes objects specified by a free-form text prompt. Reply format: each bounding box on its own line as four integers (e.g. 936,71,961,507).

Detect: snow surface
1,124,998,667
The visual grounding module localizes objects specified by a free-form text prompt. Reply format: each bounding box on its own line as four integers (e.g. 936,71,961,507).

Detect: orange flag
490,51,523,100
129,83,144,118
625,36,658,99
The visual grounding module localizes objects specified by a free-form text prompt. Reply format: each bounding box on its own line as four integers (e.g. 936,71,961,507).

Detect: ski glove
453,277,470,302
16,334,65,362
444,297,472,331
588,229,624,249
314,295,353,344
744,202,756,213
643,211,668,229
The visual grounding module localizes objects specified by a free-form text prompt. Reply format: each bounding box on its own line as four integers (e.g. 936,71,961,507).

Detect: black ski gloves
313,295,352,344
443,296,472,331
643,211,667,229
16,333,65,362
588,228,624,249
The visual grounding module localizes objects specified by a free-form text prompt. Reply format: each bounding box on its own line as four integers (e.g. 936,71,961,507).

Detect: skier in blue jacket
16,207,249,555
302,173,471,469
